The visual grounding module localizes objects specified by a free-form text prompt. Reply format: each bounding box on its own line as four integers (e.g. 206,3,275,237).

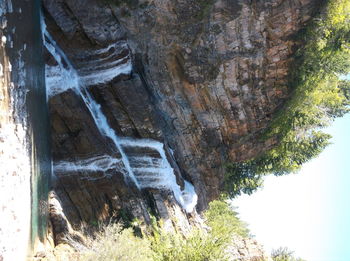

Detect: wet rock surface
1,1,51,260
42,0,320,254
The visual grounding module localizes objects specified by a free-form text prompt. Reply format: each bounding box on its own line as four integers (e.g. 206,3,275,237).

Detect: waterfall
77,42,132,87
119,138,198,213
43,25,140,187
54,155,122,180
43,23,198,212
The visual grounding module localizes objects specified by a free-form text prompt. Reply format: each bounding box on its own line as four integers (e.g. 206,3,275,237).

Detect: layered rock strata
42,0,320,245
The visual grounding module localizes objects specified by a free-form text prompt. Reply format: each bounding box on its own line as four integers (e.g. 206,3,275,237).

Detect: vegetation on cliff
271,247,307,261
149,200,250,261
48,200,252,261
45,201,310,261
224,0,350,197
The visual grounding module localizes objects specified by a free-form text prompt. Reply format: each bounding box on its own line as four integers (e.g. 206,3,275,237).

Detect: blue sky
233,113,350,261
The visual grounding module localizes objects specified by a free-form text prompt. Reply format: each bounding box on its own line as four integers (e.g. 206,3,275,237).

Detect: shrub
148,200,250,261
78,224,153,261
148,227,228,261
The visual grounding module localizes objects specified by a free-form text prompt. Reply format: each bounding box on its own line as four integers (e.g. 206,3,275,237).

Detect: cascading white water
43,23,139,187
77,42,132,87
43,22,198,213
120,138,198,212
45,42,132,97
54,155,123,180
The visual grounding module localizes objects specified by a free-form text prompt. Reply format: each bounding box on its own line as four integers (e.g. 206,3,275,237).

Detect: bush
79,224,153,261
148,227,228,261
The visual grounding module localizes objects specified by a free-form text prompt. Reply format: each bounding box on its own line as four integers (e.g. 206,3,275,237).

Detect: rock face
227,235,272,261
0,1,50,260
42,0,320,250
106,0,319,206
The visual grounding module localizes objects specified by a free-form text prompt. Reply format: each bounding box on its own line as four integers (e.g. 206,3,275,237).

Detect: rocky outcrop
42,0,321,250
227,235,272,261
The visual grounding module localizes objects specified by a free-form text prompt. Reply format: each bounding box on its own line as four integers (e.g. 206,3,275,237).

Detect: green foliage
268,0,350,148
225,130,331,197
224,163,264,196
338,79,350,107
80,224,153,261
148,226,228,261
50,200,253,261
117,208,134,228
148,200,250,261
205,200,250,238
271,247,307,261
224,0,350,197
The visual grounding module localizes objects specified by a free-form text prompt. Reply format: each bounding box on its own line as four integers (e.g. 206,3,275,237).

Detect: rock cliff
0,0,50,259
42,0,320,254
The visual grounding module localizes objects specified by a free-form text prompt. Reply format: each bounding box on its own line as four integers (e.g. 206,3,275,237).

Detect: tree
205,200,250,238
271,247,307,261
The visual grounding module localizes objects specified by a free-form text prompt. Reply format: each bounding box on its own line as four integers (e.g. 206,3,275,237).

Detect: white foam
82,41,132,84
181,181,198,213
54,155,124,180
43,19,131,92
45,65,77,97
42,24,80,98
80,60,132,86
54,155,122,173
43,42,131,96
